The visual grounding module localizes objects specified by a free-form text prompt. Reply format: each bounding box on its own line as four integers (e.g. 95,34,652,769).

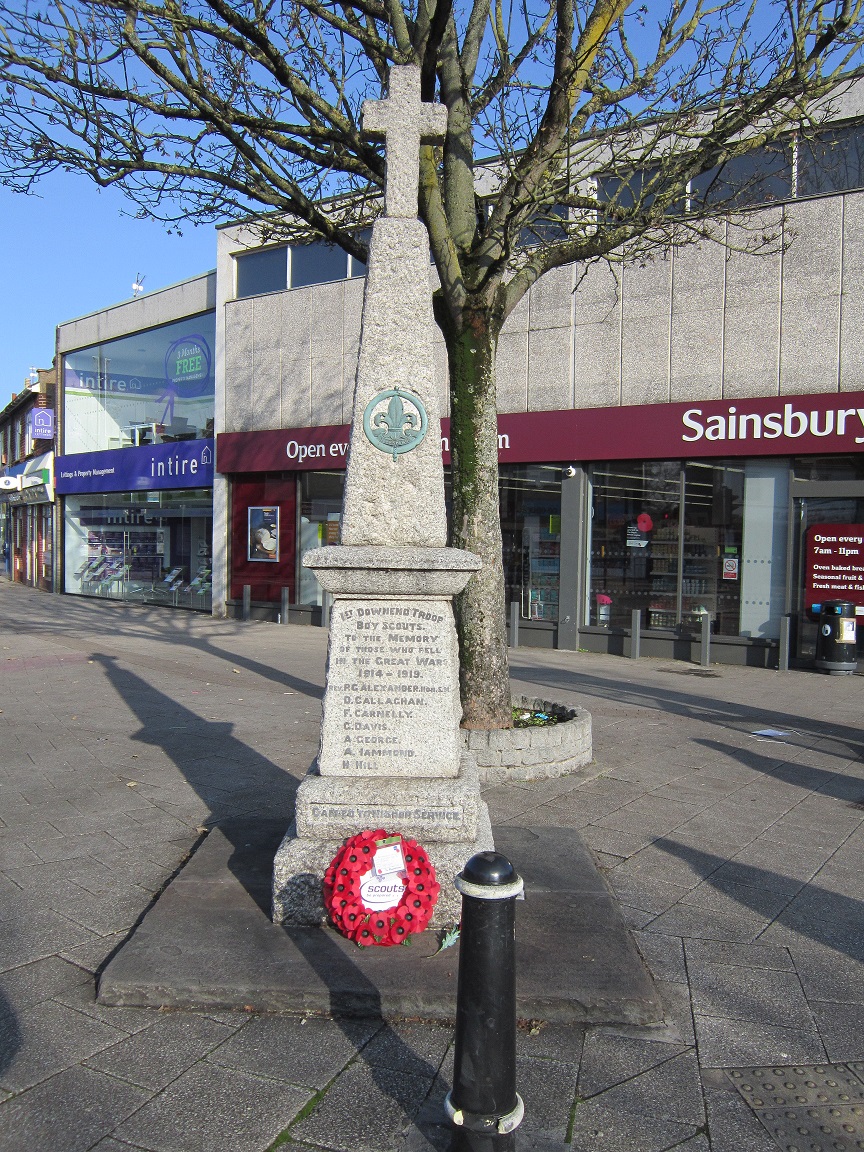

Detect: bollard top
454,852,524,900
462,852,517,887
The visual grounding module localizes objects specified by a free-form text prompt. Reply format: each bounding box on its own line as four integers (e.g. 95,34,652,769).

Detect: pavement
0,577,862,1152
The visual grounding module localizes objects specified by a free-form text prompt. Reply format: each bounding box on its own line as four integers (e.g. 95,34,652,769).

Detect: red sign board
216,390,864,474
805,523,864,611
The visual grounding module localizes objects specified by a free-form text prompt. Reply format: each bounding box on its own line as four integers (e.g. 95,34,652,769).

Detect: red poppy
370,912,390,936
355,924,376,946
341,904,365,932
389,921,408,945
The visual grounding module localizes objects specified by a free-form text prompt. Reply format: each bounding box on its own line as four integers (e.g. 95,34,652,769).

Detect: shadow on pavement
0,989,21,1082
693,738,864,803
0,585,325,700
510,662,864,763
288,927,445,1121
655,838,864,963
90,653,299,912
90,650,444,1128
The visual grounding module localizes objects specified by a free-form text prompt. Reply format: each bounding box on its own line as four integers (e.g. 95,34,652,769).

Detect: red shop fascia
218,390,864,601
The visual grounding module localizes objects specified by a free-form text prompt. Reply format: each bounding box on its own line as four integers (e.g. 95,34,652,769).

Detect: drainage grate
726,1066,864,1152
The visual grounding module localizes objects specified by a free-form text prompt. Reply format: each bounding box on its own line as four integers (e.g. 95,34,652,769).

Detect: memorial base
273,804,493,928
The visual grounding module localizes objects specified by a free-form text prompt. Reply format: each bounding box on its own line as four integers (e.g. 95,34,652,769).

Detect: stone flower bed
462,695,593,784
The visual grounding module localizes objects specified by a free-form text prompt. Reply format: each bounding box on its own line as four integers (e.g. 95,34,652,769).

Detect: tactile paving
726,1066,864,1152
756,1104,864,1151
727,1066,864,1109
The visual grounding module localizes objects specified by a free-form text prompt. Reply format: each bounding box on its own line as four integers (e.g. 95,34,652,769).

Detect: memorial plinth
272,66,492,929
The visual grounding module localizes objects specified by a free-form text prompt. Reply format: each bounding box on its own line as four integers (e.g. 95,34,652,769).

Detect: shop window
290,242,350,289
792,455,864,481
64,312,216,455
589,461,681,629
236,245,288,297
298,471,345,604
589,460,750,636
798,122,864,196
500,465,562,622
682,461,744,636
64,489,213,611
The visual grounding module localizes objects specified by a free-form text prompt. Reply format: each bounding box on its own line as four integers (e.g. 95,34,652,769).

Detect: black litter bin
815,600,858,675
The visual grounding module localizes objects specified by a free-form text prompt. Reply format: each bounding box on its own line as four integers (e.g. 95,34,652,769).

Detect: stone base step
98,819,662,1026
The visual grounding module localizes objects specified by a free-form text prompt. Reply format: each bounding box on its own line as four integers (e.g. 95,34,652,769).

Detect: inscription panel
318,597,461,778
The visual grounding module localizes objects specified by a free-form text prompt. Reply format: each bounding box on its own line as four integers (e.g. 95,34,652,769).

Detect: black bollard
446,851,524,1151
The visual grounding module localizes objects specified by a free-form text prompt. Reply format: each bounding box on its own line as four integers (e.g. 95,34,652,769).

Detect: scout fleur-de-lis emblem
362,387,428,461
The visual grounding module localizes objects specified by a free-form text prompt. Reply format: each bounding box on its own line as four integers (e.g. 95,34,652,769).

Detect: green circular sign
363,388,428,461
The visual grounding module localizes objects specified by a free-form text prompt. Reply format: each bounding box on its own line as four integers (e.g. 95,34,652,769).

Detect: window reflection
64,488,213,611
589,462,681,629
236,246,288,297
64,314,216,455
500,465,562,621
798,124,864,196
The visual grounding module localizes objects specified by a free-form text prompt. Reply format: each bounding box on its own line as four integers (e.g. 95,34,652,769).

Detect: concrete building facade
50,87,864,668
54,272,217,610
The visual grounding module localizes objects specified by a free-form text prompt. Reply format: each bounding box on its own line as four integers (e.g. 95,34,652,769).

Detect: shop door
12,508,24,582
792,485,864,661
26,506,37,586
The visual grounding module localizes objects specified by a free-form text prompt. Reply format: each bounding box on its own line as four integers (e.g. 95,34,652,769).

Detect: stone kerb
463,695,593,783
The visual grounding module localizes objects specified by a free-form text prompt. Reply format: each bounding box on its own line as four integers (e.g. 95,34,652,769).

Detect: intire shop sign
216,391,864,472
55,440,214,494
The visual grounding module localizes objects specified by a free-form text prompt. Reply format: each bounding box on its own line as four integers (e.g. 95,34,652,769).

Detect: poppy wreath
323,829,440,946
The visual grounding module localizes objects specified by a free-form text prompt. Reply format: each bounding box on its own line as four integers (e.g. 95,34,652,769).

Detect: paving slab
111,1061,312,1152
0,1065,150,1152
98,820,662,1025
291,1060,434,1152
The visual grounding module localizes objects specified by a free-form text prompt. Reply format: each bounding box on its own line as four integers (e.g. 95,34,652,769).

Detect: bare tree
1,0,861,726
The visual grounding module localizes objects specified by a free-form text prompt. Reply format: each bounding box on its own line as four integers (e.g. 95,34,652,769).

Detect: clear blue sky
0,172,216,410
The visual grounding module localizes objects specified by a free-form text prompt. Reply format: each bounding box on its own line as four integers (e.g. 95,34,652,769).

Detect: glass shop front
63,489,213,610
216,391,864,664
58,311,216,610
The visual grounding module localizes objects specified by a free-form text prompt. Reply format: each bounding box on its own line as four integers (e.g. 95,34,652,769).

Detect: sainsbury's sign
681,401,864,446
215,391,864,473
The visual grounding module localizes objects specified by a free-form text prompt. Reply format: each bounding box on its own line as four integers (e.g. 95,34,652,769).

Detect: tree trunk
446,303,512,730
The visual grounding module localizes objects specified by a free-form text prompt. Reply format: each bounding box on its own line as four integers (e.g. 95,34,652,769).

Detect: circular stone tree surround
462,696,593,784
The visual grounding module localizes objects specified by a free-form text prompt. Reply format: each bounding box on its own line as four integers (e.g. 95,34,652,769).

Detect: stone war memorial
100,64,656,1029
272,64,492,932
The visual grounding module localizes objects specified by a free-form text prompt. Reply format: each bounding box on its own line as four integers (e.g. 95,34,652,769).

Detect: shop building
211,90,864,667
55,272,217,610
42,82,864,665
0,368,57,590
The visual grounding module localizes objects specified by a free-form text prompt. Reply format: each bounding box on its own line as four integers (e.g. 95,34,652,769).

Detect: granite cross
362,66,448,219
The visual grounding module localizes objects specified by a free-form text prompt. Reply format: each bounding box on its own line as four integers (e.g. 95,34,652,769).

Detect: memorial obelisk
272,66,493,928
